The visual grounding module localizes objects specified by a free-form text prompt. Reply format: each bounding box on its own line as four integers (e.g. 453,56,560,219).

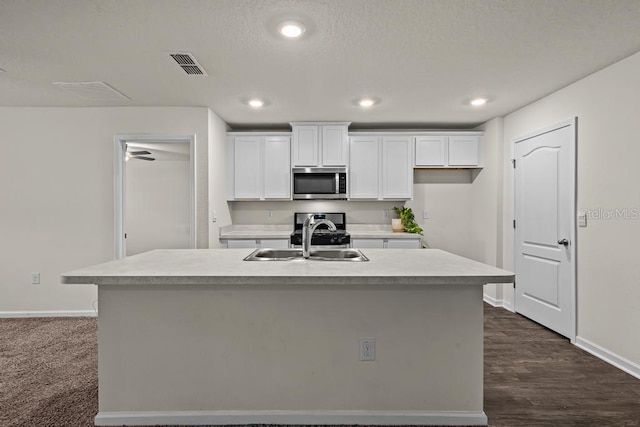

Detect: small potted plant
392,206,423,235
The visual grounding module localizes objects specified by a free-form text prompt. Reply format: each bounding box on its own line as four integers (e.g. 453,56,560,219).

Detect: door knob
558,239,569,246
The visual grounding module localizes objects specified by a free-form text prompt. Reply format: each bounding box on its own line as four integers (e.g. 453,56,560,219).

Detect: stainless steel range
290,212,350,248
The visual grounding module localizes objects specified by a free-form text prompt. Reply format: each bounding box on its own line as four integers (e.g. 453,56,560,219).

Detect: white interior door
514,119,576,340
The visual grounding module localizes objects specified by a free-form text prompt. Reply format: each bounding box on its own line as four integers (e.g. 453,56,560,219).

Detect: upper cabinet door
292,125,319,166
321,125,348,166
415,136,447,166
448,136,479,166
263,137,291,199
349,137,380,199
382,136,413,199
233,136,262,199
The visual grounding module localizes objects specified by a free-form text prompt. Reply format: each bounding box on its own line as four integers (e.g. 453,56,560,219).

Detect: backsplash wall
229,200,401,225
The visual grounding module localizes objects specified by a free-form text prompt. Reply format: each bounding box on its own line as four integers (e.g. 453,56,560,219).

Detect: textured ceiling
1,0,640,129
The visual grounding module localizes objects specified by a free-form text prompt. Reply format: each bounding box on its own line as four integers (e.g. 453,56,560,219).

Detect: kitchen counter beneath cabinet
63,249,513,426
348,224,424,239
219,224,424,248
348,224,424,248
219,224,291,248
219,224,292,239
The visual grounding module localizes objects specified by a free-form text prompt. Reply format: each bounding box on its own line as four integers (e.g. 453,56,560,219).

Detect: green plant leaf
393,206,423,235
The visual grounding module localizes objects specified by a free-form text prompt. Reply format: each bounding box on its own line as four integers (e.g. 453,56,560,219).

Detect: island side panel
97,283,484,415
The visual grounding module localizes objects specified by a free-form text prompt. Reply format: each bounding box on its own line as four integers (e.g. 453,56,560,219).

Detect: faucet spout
302,215,337,259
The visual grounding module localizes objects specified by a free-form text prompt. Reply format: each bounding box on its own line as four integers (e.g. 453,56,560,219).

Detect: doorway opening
114,135,196,259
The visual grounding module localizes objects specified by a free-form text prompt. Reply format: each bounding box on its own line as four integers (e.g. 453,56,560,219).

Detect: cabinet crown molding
290,121,352,127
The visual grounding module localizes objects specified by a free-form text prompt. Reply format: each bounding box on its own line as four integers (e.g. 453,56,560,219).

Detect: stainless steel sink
244,248,369,262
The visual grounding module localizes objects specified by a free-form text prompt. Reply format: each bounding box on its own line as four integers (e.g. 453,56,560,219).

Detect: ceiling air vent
169,52,207,76
53,81,130,101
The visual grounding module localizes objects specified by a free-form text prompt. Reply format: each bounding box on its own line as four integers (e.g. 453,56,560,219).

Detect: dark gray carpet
0,317,97,427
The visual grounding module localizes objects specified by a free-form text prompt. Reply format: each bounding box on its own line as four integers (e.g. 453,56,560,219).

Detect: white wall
501,51,640,366
408,170,474,256
126,157,191,256
207,109,232,248
470,118,506,306
0,107,210,314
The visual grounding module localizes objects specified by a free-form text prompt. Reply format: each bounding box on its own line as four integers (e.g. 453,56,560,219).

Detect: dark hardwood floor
484,304,640,426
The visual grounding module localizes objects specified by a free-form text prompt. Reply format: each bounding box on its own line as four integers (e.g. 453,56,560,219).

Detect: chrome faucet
302,214,336,259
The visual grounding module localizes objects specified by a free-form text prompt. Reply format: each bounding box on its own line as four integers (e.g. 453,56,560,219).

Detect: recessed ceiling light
470,97,488,106
358,98,376,108
278,21,306,38
247,98,265,108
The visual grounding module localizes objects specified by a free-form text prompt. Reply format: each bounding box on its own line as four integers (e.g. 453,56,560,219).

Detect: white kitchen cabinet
415,136,447,166
233,136,262,199
291,125,318,166
351,238,385,248
322,125,349,166
226,239,260,249
291,122,350,167
386,239,421,249
382,136,413,199
226,239,289,249
349,135,412,200
263,137,291,199
351,238,421,249
448,136,480,166
414,135,482,168
349,136,380,199
227,133,291,201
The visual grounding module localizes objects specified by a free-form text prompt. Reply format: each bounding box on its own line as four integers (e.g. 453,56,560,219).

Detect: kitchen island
62,248,514,426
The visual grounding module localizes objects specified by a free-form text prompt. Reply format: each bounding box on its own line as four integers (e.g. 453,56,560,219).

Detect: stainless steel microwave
292,167,348,200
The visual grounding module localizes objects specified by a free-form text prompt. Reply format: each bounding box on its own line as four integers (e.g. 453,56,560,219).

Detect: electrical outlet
383,210,388,219
360,338,375,361
267,210,273,219
423,210,430,219
31,272,40,284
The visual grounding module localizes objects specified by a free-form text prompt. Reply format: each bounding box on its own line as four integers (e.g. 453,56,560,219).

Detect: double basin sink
244,248,369,262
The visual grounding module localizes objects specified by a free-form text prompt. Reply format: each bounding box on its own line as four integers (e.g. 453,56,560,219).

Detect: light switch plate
578,210,587,227
423,210,429,219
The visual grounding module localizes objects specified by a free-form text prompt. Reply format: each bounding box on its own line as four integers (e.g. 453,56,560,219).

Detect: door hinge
511,159,516,168
513,281,516,289
513,220,516,229
124,233,127,239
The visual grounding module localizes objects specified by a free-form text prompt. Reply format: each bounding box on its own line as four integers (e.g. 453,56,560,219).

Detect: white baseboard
95,410,488,426
0,310,97,318
502,299,514,312
483,294,514,312
483,294,499,307
574,336,640,380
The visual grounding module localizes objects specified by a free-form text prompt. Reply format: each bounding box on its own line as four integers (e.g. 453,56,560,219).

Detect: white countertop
219,224,423,240
219,225,292,239
347,224,423,239
61,248,514,286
